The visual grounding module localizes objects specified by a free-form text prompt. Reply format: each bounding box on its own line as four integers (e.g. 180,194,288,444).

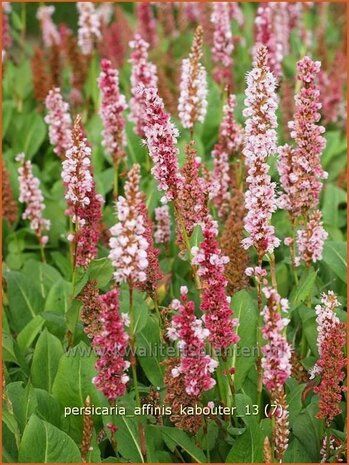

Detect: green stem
39,242,46,263
113,161,119,199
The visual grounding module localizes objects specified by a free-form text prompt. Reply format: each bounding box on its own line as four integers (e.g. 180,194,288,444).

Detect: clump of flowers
271,388,290,461
109,164,149,285
16,153,50,245
98,58,128,165
192,217,239,350
45,88,72,158
93,289,130,402
178,25,207,129
218,93,244,155
211,2,233,85
2,161,18,225
242,45,280,260
78,281,102,339
142,87,183,202
36,5,60,48
2,3,12,58
129,35,158,137
154,205,171,245
167,286,218,396
77,2,101,55
261,287,292,391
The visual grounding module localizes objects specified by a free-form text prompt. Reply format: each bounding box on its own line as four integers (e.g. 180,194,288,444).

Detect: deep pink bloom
296,210,328,267
310,291,341,379
211,3,233,67
211,3,233,85
45,88,72,158
154,205,171,245
254,4,282,78
93,289,130,402
36,6,60,48
109,164,149,285
136,3,157,48
314,323,346,425
192,217,239,350
75,186,103,268
77,2,101,55
142,88,183,202
129,34,158,137
242,45,280,259
219,94,244,155
167,286,218,397
98,59,127,164
16,153,50,245
2,3,12,55
261,287,292,392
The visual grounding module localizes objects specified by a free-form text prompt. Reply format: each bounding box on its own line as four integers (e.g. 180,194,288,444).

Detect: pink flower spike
154,205,171,245
296,210,328,267
98,59,128,165
242,45,280,259
109,164,149,286
261,287,292,391
136,3,158,48
36,6,60,48
45,88,72,158
142,87,183,202
211,3,233,85
93,289,130,402
168,287,217,397
16,153,50,245
77,2,101,55
192,216,240,350
129,34,158,137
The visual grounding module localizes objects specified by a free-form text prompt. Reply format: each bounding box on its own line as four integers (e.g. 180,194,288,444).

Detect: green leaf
322,241,347,283
88,258,114,288
292,400,321,462
231,290,258,391
19,415,81,463
284,437,313,462
290,269,318,308
31,329,64,392
112,415,145,463
5,270,45,332
17,315,45,354
34,389,62,428
322,184,347,228
136,317,164,388
44,280,72,315
6,382,37,434
286,378,305,424
160,426,207,463
13,113,46,159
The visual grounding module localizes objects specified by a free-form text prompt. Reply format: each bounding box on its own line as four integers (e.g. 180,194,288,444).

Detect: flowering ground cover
2,2,347,463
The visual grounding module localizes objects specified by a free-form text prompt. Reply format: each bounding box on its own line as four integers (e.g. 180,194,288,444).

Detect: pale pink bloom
98,59,127,163
168,287,218,396
254,4,283,78
61,120,94,226
93,289,130,402
45,88,72,158
136,3,157,48
142,87,183,202
211,145,231,217
242,45,280,259
77,2,101,55
261,287,292,391
2,3,12,56
229,3,244,27
296,210,328,266
278,56,327,216
309,291,341,379
109,165,149,285
16,153,50,245
36,6,60,48
219,94,244,154
129,34,158,136
96,3,114,25
154,205,171,244
192,216,239,350
211,3,233,67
